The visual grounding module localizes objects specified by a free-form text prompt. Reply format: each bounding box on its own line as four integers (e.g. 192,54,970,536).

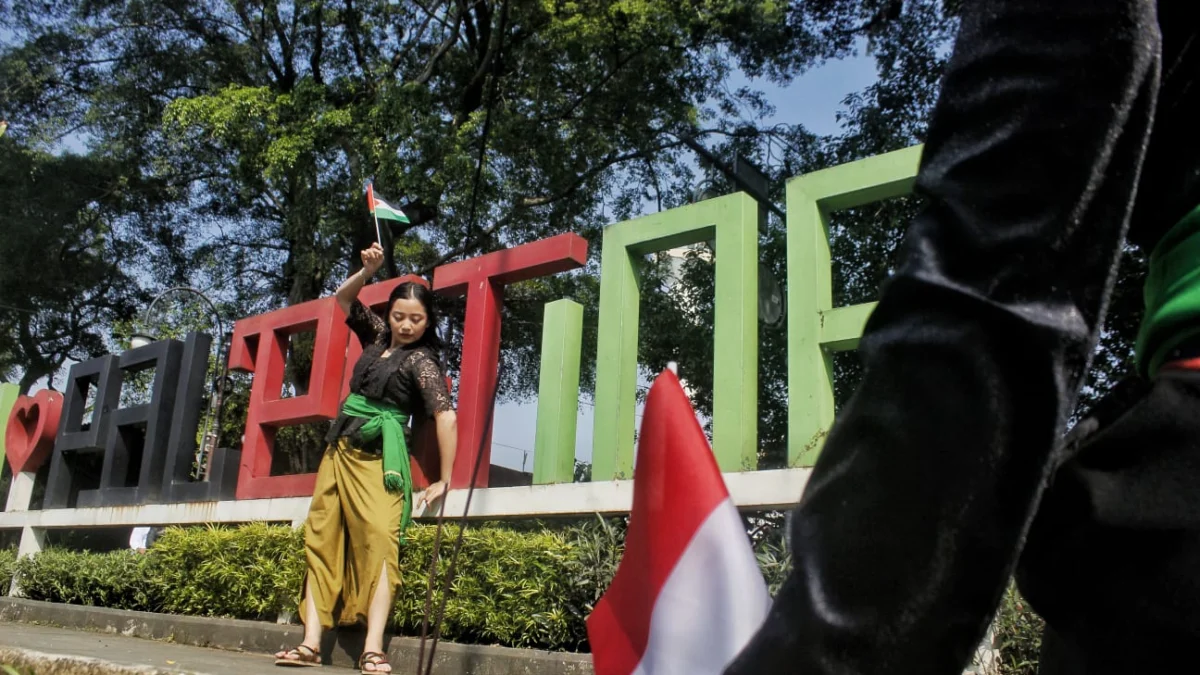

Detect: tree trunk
18,364,51,395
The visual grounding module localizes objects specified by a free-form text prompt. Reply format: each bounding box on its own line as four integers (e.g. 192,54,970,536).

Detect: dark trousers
1020,371,1200,674
724,1,1200,673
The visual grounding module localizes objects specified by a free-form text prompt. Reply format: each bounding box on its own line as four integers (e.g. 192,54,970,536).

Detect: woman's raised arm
335,243,384,315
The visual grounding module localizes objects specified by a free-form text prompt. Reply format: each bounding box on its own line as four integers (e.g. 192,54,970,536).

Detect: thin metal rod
140,286,226,479
417,365,503,675
679,133,785,221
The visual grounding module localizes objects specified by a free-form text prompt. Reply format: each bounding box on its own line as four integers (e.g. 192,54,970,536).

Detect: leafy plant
0,548,16,596
7,518,1047,668
395,523,583,650
13,521,620,651
991,584,1044,675
14,549,159,611
150,523,305,620
753,530,792,598
560,516,626,643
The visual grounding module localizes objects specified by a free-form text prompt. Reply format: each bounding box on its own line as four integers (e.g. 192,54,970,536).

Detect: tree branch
536,45,652,124
408,6,462,85
388,7,436,75
419,140,684,274
16,310,61,395
266,1,295,86
232,2,286,84
216,238,291,254
416,210,516,275
521,142,682,210
454,0,501,125
459,0,509,255
644,156,663,212
342,0,372,79
411,0,455,31
310,0,326,85
456,0,479,50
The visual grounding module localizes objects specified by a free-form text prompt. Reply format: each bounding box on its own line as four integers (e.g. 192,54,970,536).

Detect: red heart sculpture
5,389,63,474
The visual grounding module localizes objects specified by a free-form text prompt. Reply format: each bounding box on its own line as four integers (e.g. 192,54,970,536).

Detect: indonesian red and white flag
586,369,771,675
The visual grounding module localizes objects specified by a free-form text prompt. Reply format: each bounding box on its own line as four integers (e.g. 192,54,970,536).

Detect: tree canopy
0,141,153,392
0,0,1147,469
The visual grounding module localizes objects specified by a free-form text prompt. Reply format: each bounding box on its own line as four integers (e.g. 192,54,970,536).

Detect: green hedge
13,518,624,651
14,548,157,610
396,525,584,648
8,520,1043,669
992,584,1044,674
0,548,15,596
151,523,304,620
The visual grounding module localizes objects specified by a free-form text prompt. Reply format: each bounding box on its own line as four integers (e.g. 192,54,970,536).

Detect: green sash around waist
1137,205,1200,377
340,392,413,538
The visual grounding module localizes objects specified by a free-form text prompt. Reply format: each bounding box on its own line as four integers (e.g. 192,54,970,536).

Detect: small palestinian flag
367,183,410,224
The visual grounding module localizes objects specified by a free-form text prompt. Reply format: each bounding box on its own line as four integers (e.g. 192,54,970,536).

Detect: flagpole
367,182,384,247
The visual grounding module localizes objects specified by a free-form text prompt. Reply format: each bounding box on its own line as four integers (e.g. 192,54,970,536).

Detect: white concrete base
0,469,812,598
9,526,47,597
16,526,44,558
4,471,35,513
0,495,313,530
0,468,811,531
969,624,998,674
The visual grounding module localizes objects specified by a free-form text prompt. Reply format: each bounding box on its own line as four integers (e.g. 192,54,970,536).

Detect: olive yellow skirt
299,437,404,629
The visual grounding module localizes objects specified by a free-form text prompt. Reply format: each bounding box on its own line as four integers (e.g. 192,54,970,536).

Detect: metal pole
679,133,785,222
139,287,226,480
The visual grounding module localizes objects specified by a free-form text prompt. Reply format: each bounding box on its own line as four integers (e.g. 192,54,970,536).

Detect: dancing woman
276,243,456,674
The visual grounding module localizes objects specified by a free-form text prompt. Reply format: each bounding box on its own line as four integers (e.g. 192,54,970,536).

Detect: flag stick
367,181,383,249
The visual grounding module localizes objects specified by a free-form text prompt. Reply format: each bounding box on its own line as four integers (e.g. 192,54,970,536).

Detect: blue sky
489,50,880,472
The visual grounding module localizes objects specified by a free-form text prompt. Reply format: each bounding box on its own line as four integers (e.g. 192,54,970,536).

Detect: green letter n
592,193,760,480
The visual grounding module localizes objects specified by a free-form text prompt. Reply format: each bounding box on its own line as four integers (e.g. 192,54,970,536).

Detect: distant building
489,464,533,488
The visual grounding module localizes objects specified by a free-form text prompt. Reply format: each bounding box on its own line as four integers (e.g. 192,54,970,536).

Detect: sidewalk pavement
0,599,593,675
0,622,289,674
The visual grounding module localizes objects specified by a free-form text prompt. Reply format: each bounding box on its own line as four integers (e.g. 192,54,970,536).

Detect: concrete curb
0,646,182,674
0,598,594,674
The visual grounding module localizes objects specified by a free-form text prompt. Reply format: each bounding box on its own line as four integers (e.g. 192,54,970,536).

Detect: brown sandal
274,644,321,667
359,651,391,674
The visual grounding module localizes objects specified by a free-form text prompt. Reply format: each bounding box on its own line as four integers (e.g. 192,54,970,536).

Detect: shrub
14,549,159,610
0,549,15,596
393,516,624,650
560,516,625,630
396,524,579,649
11,520,622,651
753,529,791,597
10,517,1046,666
992,584,1044,675
150,523,305,621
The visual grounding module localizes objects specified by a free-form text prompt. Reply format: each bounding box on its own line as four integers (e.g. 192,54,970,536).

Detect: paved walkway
0,622,334,674
0,598,592,675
